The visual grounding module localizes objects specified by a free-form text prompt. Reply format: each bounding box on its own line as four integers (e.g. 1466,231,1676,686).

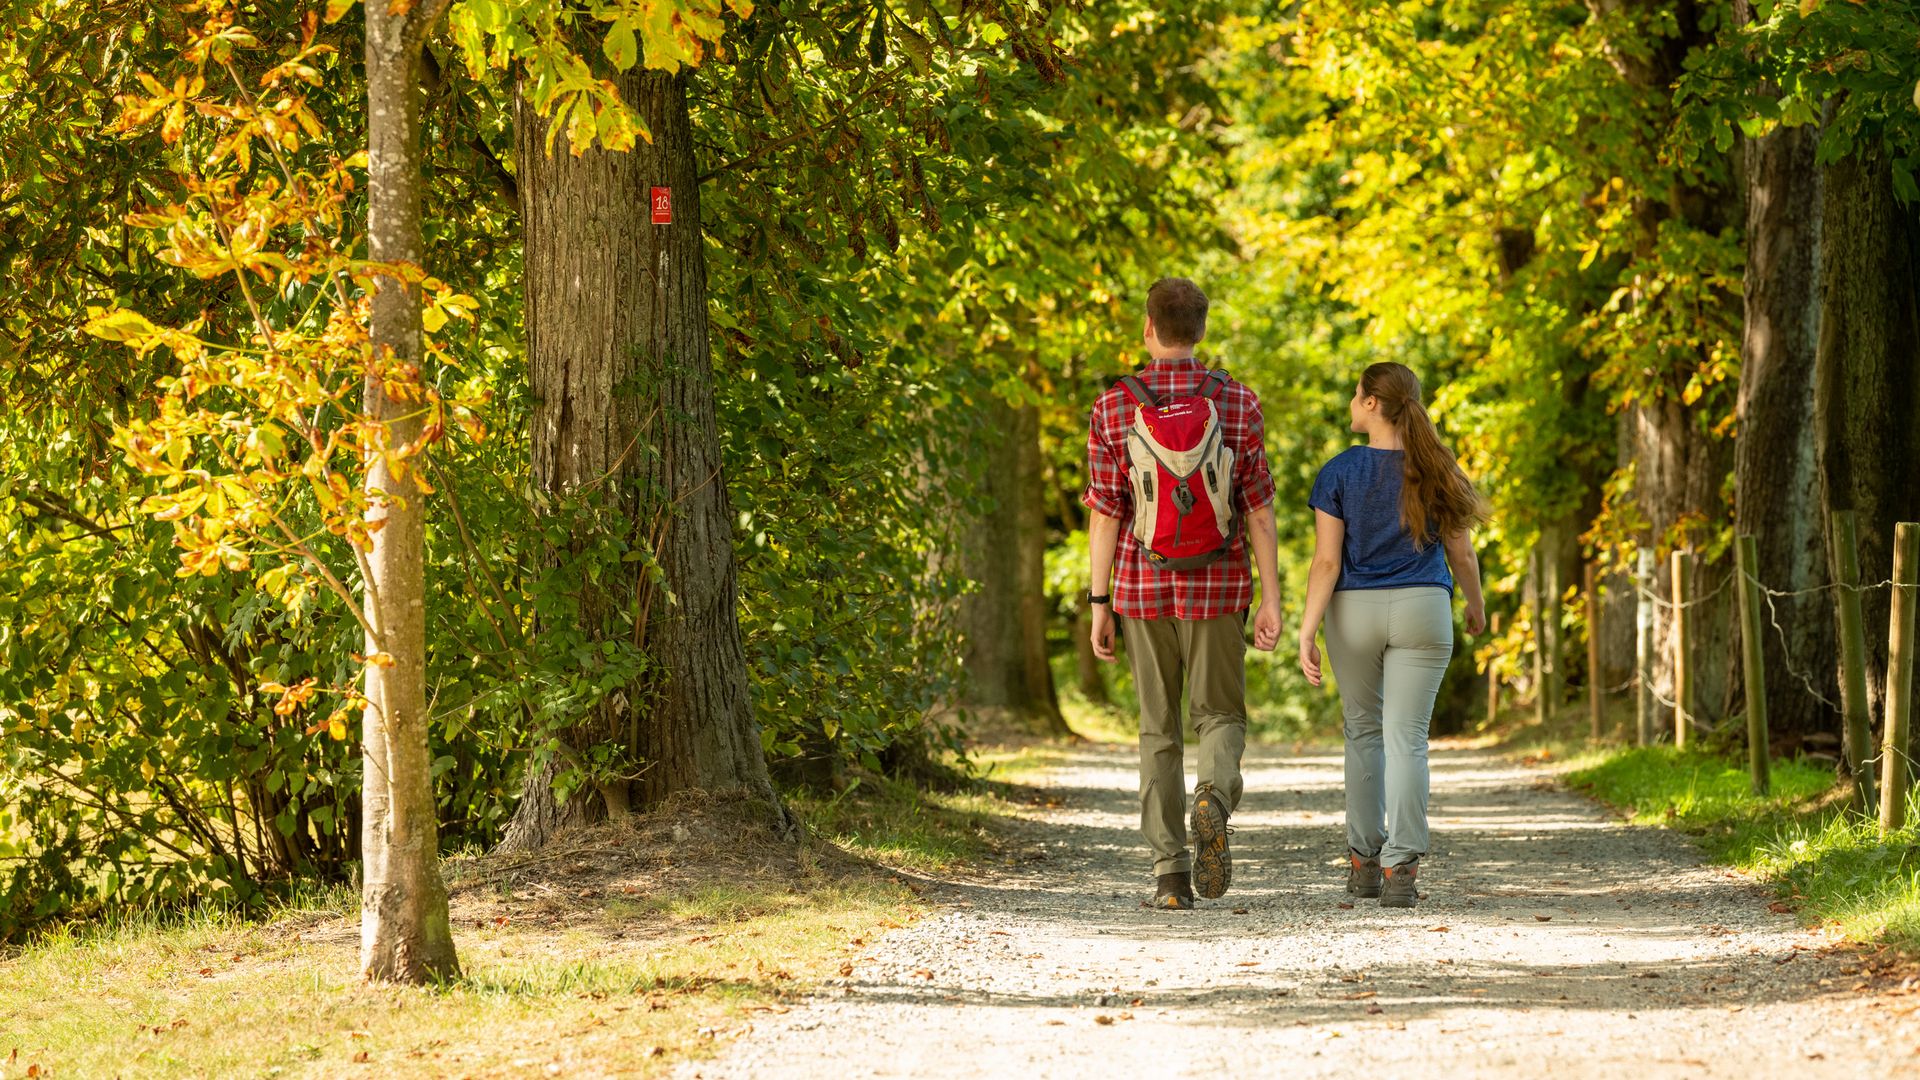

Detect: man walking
1084,277,1283,910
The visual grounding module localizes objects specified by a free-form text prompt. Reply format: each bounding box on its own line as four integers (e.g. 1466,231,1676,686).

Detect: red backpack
1118,369,1240,571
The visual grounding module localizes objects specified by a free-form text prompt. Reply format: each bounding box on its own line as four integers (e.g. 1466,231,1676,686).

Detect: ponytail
1360,362,1489,547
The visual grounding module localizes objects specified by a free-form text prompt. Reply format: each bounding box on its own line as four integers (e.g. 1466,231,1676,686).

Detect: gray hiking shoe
1191,784,1232,900
1346,851,1383,898
1380,861,1418,908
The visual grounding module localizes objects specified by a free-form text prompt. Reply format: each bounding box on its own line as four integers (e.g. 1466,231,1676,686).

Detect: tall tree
954,398,1067,735
1593,0,1742,730
361,0,461,983
1814,140,1920,745
1730,0,1833,740
501,61,780,851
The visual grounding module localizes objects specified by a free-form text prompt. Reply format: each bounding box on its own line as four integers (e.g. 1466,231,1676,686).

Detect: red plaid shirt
1083,357,1276,620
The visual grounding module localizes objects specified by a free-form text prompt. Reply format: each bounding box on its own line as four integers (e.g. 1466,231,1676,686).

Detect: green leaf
605,21,638,72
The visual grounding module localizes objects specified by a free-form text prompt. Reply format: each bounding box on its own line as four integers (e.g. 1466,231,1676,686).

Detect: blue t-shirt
1308,446,1454,595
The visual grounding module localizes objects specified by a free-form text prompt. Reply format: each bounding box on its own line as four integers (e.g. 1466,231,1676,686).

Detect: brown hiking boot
1191,784,1232,900
1151,871,1194,911
1346,851,1383,898
1381,861,1418,908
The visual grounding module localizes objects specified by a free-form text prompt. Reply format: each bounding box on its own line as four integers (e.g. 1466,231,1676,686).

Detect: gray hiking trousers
1323,586,1453,868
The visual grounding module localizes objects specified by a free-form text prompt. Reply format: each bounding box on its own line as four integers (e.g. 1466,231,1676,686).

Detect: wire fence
1528,552,1920,781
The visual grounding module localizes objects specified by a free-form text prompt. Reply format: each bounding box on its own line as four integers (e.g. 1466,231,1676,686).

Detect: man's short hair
1146,277,1208,347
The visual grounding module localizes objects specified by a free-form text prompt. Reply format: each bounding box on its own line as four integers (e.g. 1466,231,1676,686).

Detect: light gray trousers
1324,586,1453,868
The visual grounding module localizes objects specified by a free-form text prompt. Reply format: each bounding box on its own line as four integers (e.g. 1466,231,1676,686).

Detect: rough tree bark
1731,48,1835,741
500,68,781,853
360,0,459,983
1814,136,1920,763
954,398,1067,735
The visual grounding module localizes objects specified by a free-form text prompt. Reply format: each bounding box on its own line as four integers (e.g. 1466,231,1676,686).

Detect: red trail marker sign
651,187,672,225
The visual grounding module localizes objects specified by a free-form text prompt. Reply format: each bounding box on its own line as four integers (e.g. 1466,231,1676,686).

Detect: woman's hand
1463,599,1486,636
1298,633,1323,687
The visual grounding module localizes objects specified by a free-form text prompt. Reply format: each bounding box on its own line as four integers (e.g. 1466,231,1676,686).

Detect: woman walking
1297,363,1487,909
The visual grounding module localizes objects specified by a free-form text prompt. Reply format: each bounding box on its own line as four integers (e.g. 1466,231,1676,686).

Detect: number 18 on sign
651,187,672,225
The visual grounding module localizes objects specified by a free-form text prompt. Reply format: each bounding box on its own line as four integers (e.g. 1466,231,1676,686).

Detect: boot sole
1191,789,1231,900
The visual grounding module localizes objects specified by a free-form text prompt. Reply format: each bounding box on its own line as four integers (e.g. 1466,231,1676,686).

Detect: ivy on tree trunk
502,67,782,854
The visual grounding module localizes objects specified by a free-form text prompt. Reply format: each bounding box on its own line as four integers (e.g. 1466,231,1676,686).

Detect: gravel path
683,743,1915,1078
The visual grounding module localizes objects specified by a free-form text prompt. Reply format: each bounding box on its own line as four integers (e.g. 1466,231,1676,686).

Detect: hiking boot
1380,861,1418,908
1346,850,1383,899
1191,783,1232,900
1151,871,1194,911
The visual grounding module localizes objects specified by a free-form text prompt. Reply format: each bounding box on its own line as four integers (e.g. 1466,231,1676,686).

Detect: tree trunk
502,68,781,853
360,0,459,983
1815,136,1920,763
955,398,1067,735
1625,398,1739,725
1734,93,1835,741
1593,0,1740,729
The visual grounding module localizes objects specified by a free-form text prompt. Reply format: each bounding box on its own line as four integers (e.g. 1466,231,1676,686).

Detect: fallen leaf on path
838,963,854,976
1437,959,1453,965
1768,902,1793,914
1365,1004,1384,1014
1343,991,1378,1000
1534,914,1552,922
1095,1015,1114,1025
352,1051,370,1064
1338,902,1355,910
1237,961,1260,967
1232,908,1249,915
1428,926,1449,932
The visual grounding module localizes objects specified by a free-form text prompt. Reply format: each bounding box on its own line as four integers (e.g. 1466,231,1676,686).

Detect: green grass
1568,745,1920,953
0,772,1048,1079
784,770,1032,873
0,872,919,1078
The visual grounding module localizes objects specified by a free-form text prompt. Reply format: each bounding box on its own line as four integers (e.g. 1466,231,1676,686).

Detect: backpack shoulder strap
1118,375,1159,409
1198,368,1231,401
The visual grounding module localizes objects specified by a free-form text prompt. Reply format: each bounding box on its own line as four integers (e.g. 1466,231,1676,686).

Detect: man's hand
1463,599,1486,636
1298,633,1323,687
1091,604,1117,662
1253,600,1283,652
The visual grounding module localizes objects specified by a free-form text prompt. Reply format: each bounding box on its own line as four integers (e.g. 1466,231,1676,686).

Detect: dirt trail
682,743,1914,1078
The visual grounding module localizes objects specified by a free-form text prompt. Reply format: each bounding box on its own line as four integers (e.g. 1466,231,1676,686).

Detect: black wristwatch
1088,592,1112,606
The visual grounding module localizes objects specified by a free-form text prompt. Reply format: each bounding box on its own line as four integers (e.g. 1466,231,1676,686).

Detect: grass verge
0,779,1038,1079
1566,745,1920,954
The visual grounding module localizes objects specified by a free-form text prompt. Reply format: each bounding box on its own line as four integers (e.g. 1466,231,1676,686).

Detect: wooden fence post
1487,612,1502,728
1880,522,1919,834
1587,563,1602,741
1672,548,1692,750
1636,546,1656,747
1831,510,1879,814
1736,535,1771,796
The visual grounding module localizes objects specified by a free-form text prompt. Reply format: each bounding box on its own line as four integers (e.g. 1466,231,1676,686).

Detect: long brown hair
1361,362,1489,547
